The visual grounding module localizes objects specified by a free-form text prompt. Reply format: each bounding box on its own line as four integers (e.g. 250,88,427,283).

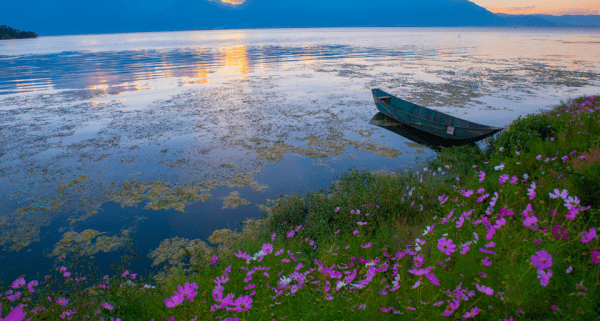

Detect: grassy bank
2,95,599,320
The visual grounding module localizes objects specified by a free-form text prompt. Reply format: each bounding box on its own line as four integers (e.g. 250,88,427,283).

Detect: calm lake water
1,27,599,282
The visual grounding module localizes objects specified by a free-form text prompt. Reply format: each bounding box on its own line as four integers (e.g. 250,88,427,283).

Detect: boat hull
371,88,503,142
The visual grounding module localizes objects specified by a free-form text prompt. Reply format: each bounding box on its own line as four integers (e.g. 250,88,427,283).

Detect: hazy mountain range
2,0,599,36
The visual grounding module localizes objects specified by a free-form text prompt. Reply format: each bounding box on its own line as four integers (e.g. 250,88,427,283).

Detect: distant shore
0,25,38,40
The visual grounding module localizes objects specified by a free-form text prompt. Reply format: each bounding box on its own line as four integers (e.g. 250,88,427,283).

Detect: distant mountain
3,0,598,36
496,13,600,27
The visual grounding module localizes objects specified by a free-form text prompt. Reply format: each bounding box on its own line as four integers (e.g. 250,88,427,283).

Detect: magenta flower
580,228,597,243
499,174,509,185
527,182,536,200
425,272,440,286
523,216,538,228
463,307,480,318
27,280,38,293
411,279,421,289
482,256,492,266
63,272,71,278
210,256,218,264
360,242,372,249
537,269,552,287
437,237,456,255
510,175,518,184
476,284,494,295
56,297,69,306
358,303,366,310
478,171,485,182
164,293,184,308
11,278,26,289
234,251,251,260
531,249,553,271
231,295,253,312
59,267,67,273
176,282,199,301
552,224,570,240
262,243,274,255
353,230,359,235
0,304,27,321
441,298,460,317
271,232,276,241
549,189,568,200
591,251,600,264
413,255,424,268
103,302,113,311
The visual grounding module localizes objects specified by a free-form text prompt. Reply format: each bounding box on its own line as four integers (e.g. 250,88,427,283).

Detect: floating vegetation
148,237,214,282
57,175,88,193
50,229,128,257
221,191,249,209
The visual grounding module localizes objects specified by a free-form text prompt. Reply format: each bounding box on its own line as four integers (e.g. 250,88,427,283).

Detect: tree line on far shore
1,25,38,39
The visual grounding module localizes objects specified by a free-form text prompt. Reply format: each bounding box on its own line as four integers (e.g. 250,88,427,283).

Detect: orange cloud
487,6,599,15
220,0,245,4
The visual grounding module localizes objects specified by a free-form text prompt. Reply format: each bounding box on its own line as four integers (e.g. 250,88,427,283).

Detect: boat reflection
369,113,479,150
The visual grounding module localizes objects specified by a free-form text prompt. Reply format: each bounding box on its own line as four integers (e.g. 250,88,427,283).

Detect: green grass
2,95,600,321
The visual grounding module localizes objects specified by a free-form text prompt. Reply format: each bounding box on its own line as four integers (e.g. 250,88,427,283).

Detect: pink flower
482,256,492,266
523,216,538,228
441,298,460,317
164,293,184,308
527,182,536,200
121,270,130,278
537,269,552,287
549,189,568,200
499,174,509,185
176,282,199,301
262,243,274,255
463,307,480,318
531,249,553,271
231,295,253,312
59,267,67,273
591,251,600,264
0,304,27,321
63,272,71,278
358,303,366,310
580,228,597,243
57,297,69,306
413,255,423,268
476,284,494,295
271,232,276,241
210,256,219,264
353,230,359,235
425,272,440,286
360,242,372,249
103,302,113,311
437,237,456,255
478,171,485,182
509,175,518,184
11,278,26,289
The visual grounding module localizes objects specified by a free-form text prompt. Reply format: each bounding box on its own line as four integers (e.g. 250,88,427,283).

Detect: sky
216,0,599,15
465,0,599,15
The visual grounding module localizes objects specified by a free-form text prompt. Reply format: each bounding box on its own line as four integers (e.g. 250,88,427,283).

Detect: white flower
278,276,292,286
336,281,347,290
143,284,155,289
494,164,505,171
523,173,529,180
365,261,377,267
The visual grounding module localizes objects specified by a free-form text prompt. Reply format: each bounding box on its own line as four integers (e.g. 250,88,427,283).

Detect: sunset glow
220,0,245,5
470,0,600,15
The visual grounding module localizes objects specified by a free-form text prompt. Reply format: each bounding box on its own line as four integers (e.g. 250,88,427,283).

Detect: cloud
487,5,599,15
220,0,245,4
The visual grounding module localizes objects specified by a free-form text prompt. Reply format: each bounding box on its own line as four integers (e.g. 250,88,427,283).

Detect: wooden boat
371,88,504,143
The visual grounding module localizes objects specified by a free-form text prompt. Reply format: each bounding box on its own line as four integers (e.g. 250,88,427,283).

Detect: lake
1,27,599,282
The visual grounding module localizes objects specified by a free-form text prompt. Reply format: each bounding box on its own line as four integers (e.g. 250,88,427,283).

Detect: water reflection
369,112,478,149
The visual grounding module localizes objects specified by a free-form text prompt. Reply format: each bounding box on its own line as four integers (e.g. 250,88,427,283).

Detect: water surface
1,27,599,281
